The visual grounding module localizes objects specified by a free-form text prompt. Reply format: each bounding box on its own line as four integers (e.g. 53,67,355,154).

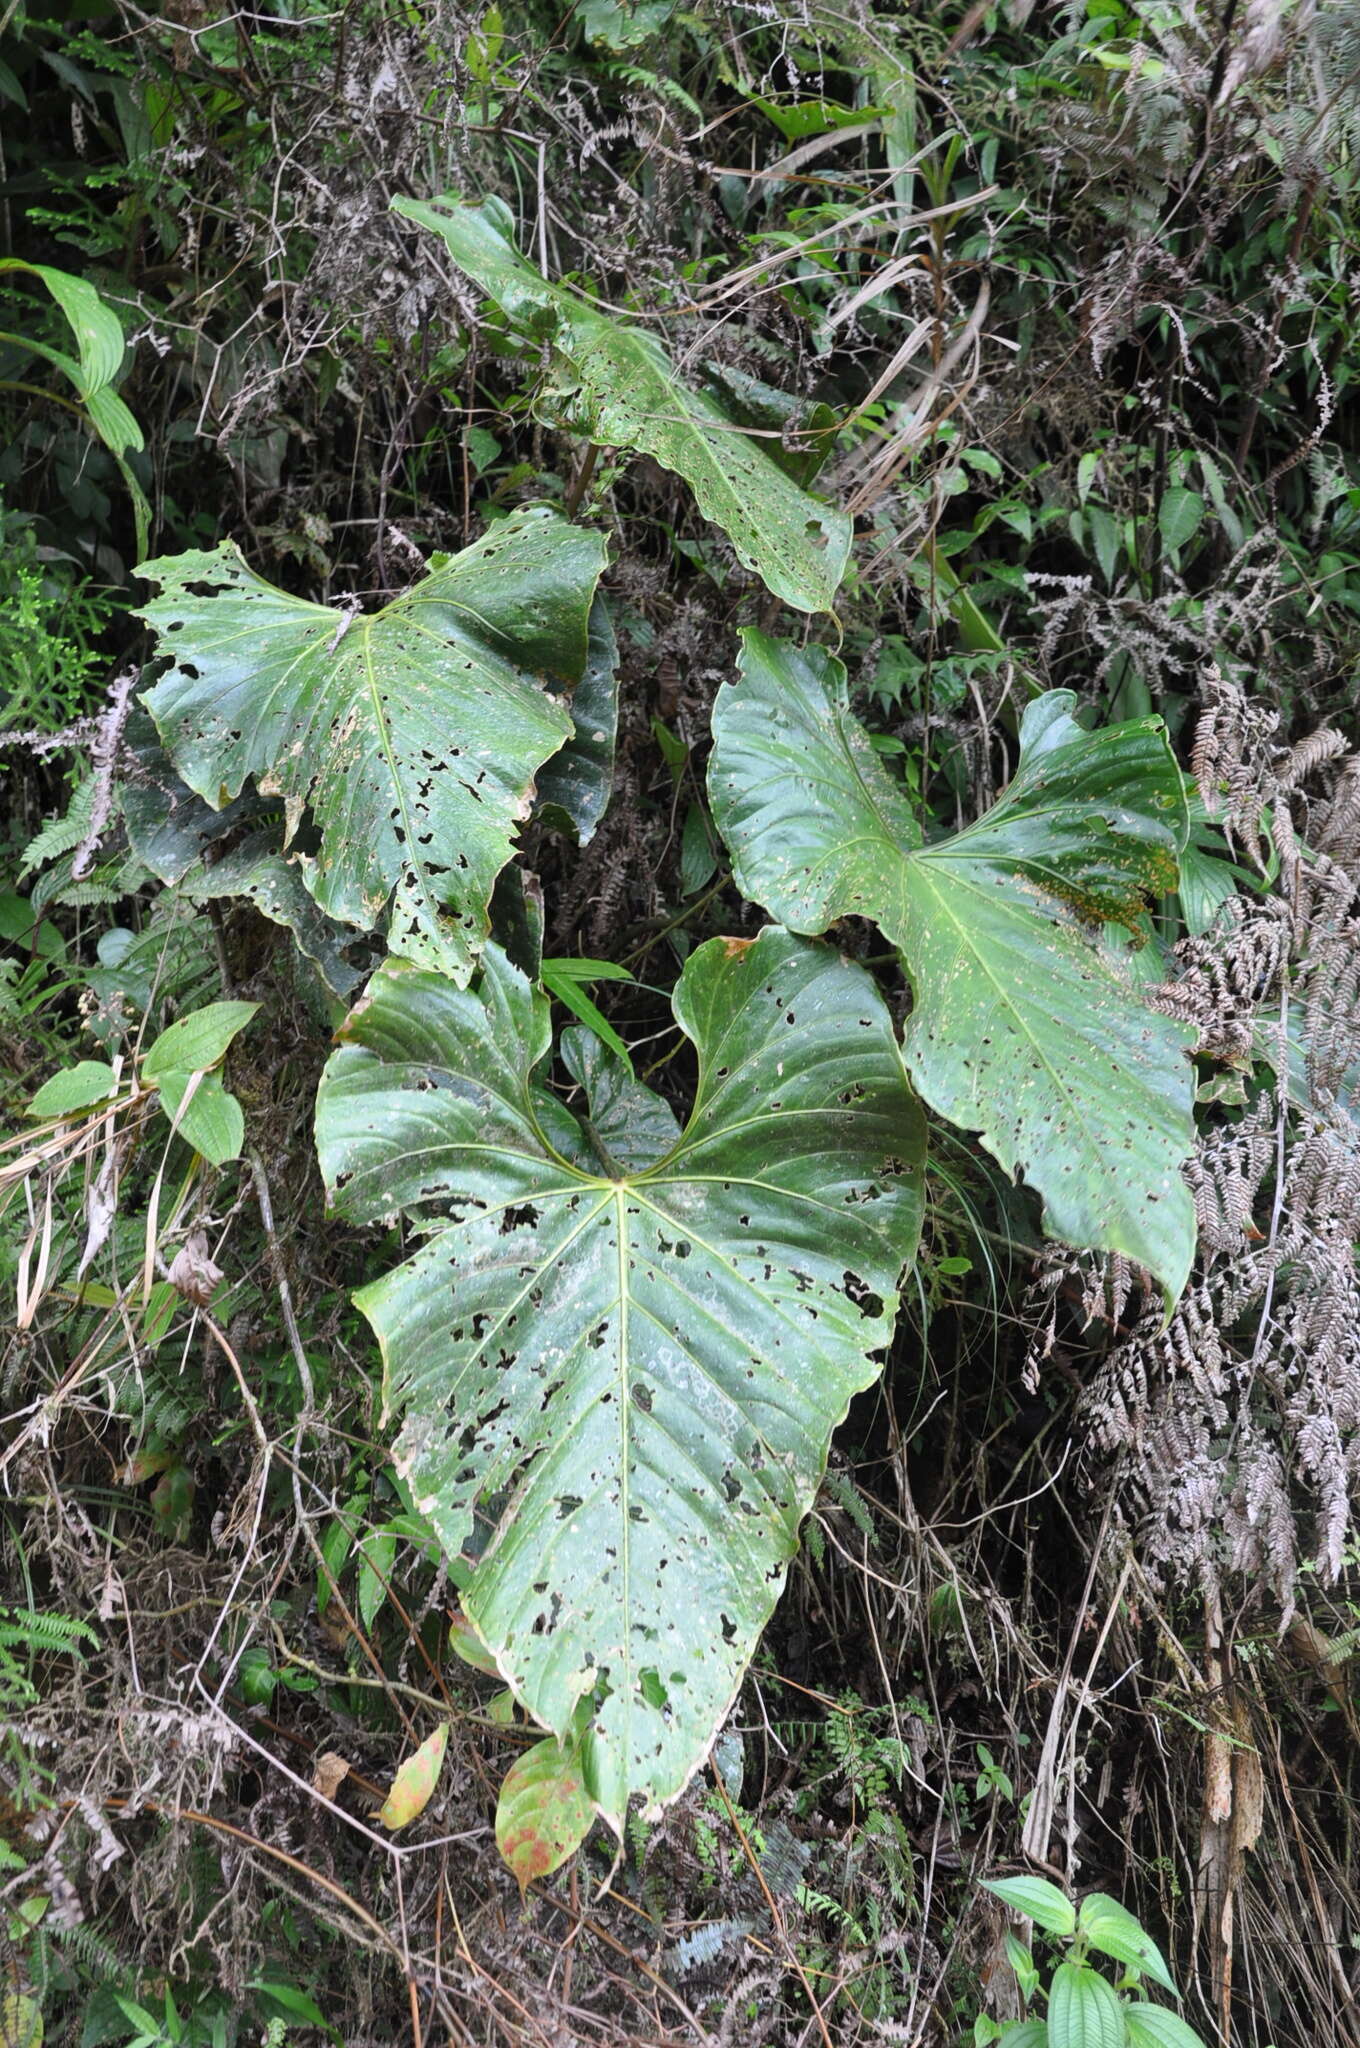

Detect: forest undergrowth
2,0,1360,2044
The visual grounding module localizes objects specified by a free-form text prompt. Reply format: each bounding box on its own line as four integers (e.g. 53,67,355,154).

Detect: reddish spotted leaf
495,1738,593,1890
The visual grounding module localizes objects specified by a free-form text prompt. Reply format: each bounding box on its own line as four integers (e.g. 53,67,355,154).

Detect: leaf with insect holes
137,507,607,985
496,1736,595,1889
315,926,924,1828
376,1723,449,1829
393,196,850,615
709,632,1198,1302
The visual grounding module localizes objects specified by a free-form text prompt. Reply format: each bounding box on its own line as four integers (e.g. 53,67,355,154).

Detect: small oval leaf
1157,485,1204,555
156,1071,245,1166
982,1874,1077,1936
495,1736,594,1890
143,1001,259,1082
377,1723,449,1830
27,1061,118,1119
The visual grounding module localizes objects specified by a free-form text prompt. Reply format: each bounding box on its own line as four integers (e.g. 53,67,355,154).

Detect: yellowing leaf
495,1737,593,1890
448,1609,500,1676
376,1723,449,1829
0,1991,42,2048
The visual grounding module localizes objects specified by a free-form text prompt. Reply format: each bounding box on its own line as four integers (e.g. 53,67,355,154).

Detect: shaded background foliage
3,0,1360,2043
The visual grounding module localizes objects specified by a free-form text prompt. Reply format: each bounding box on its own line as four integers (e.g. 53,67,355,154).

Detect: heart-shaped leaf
709,632,1197,1301
137,507,607,984
315,926,924,1826
393,196,850,616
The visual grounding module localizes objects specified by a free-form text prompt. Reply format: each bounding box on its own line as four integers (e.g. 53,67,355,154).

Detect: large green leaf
137,508,606,984
1124,2005,1210,2048
392,195,850,615
315,926,924,1825
709,633,1197,1299
1077,1892,1177,1994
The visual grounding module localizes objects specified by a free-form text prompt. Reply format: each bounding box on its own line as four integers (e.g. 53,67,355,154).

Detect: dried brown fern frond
1274,725,1349,791
1190,664,1280,860
1083,616,1360,1618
